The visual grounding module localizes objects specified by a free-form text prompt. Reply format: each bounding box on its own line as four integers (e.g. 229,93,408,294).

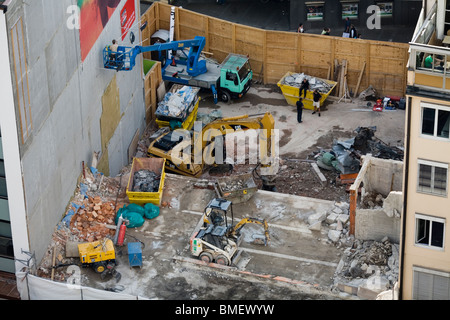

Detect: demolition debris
315,126,403,175
133,169,161,193
280,73,334,94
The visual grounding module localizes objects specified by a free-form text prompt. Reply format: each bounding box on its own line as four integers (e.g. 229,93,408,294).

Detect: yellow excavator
147,112,275,178
190,198,269,266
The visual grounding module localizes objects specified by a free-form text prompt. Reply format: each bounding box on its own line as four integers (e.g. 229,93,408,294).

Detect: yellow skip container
277,72,337,110
126,157,166,206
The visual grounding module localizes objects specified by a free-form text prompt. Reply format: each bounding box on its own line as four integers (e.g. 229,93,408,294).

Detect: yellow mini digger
190,198,269,266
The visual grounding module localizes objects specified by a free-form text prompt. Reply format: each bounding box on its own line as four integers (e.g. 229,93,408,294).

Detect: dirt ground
35,83,405,301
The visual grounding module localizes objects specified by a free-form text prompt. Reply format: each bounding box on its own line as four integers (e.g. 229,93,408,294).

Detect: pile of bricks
70,196,117,242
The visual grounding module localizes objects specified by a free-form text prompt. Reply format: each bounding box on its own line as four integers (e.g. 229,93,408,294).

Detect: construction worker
296,97,303,123
299,78,309,99
110,39,119,63
312,89,322,117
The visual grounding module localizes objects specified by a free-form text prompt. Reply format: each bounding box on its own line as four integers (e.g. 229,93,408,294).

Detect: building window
445,1,450,36
415,52,448,75
376,2,393,17
421,104,450,139
417,160,448,196
415,214,445,249
341,2,358,20
306,2,324,21
413,267,450,299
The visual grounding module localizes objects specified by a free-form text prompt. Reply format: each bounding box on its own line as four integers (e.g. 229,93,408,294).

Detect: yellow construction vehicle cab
78,238,117,274
147,112,275,177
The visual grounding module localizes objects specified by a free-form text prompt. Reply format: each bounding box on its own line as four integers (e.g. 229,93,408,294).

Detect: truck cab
218,53,253,103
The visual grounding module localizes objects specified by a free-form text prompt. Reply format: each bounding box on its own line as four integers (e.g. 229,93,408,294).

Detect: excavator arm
227,217,270,245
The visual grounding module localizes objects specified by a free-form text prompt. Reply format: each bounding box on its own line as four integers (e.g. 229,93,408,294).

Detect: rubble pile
355,239,393,266
219,179,247,192
282,73,333,94
333,237,400,297
155,85,199,119
306,201,352,243
306,202,399,299
69,196,117,242
132,169,161,193
353,127,403,161
314,126,403,175
361,191,384,209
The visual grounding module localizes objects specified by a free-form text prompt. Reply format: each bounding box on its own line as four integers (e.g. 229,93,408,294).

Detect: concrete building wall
354,157,403,242
361,158,403,196
401,93,450,299
4,0,145,265
355,207,401,242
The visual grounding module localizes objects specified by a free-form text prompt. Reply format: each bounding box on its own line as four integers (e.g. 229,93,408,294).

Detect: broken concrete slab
382,191,402,218
326,213,338,224
337,214,349,225
332,207,343,215
308,211,327,226
357,275,390,300
328,230,342,242
308,220,322,231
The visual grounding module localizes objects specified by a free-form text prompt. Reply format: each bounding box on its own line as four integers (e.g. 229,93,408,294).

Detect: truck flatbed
163,58,221,89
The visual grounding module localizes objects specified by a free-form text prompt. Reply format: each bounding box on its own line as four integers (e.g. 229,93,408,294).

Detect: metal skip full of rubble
282,73,334,94
277,72,337,109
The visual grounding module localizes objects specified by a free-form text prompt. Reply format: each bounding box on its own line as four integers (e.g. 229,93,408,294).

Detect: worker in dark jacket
299,78,309,99
296,97,303,123
312,89,322,117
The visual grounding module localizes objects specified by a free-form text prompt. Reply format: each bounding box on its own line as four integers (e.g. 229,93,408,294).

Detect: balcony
408,1,450,93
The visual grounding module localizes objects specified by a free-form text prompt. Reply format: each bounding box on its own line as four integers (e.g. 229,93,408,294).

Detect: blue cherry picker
103,36,253,103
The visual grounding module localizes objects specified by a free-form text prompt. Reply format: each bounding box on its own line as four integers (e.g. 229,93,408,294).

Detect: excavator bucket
251,234,268,246
230,217,270,246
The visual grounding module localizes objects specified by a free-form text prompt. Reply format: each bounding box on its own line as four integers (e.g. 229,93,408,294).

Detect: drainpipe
399,96,412,300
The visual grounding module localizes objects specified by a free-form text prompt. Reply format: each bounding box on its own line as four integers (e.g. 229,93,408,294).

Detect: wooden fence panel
143,61,162,125
141,4,157,60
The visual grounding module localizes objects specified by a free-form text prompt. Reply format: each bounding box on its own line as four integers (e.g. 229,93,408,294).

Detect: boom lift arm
103,36,207,76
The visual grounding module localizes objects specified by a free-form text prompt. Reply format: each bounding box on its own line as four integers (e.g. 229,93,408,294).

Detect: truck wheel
215,254,230,266
199,252,213,264
93,262,106,273
219,91,231,104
